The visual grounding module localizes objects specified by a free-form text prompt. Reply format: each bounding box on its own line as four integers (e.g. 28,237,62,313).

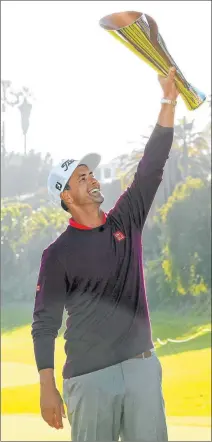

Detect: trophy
99,11,206,110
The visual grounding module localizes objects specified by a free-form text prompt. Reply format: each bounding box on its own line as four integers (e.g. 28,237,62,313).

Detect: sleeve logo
113,231,126,241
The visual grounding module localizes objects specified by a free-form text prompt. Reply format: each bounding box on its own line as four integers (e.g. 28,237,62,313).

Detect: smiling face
61,165,104,210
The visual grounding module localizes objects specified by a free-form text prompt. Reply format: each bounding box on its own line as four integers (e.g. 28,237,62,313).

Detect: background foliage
1,106,211,314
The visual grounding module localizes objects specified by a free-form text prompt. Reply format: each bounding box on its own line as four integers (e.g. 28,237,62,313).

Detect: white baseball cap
47,153,101,204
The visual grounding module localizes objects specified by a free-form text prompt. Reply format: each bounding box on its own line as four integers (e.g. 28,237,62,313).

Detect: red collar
69,213,107,230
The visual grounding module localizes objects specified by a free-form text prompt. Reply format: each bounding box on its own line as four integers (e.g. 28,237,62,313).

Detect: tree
158,177,211,300
174,117,210,181
17,87,33,155
1,150,53,199
1,202,68,303
1,203,32,303
1,80,21,169
1,81,33,162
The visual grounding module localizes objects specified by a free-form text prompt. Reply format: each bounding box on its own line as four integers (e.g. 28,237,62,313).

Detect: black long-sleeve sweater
32,124,174,379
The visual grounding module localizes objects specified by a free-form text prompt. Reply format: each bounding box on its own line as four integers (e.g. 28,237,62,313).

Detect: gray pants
63,351,168,441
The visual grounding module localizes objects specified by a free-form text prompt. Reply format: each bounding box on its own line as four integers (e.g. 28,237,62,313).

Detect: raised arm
31,245,68,430
110,68,179,231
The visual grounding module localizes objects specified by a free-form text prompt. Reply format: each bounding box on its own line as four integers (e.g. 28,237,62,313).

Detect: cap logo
61,159,75,172
55,181,62,191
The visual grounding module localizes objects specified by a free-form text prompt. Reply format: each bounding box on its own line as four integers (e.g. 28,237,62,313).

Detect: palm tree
174,116,210,181
17,87,33,155
1,80,21,169
1,81,33,159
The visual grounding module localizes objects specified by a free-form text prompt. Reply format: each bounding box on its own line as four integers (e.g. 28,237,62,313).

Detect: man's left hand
158,67,179,101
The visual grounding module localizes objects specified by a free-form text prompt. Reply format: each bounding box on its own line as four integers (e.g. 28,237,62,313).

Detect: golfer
32,67,179,441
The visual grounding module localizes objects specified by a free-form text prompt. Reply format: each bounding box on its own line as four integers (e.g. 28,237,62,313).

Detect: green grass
1,306,211,417
1,303,34,332
151,310,211,356
1,302,68,334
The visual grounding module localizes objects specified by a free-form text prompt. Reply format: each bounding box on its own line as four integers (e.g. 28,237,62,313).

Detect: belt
135,350,152,359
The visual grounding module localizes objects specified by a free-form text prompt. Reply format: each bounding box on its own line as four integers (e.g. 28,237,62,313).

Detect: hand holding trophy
99,11,206,110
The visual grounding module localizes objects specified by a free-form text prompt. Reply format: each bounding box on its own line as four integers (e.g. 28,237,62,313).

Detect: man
32,67,179,441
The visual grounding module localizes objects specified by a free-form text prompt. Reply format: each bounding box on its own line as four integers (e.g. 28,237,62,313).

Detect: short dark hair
61,182,70,212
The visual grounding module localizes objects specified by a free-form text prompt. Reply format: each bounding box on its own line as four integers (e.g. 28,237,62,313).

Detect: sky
1,1,211,165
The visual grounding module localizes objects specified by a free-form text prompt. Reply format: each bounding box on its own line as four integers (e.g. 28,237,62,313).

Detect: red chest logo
113,231,126,241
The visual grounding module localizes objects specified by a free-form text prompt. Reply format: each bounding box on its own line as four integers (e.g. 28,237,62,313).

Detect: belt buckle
143,350,152,359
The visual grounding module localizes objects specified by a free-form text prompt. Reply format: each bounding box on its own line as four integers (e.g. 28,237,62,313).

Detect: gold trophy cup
99,11,206,110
